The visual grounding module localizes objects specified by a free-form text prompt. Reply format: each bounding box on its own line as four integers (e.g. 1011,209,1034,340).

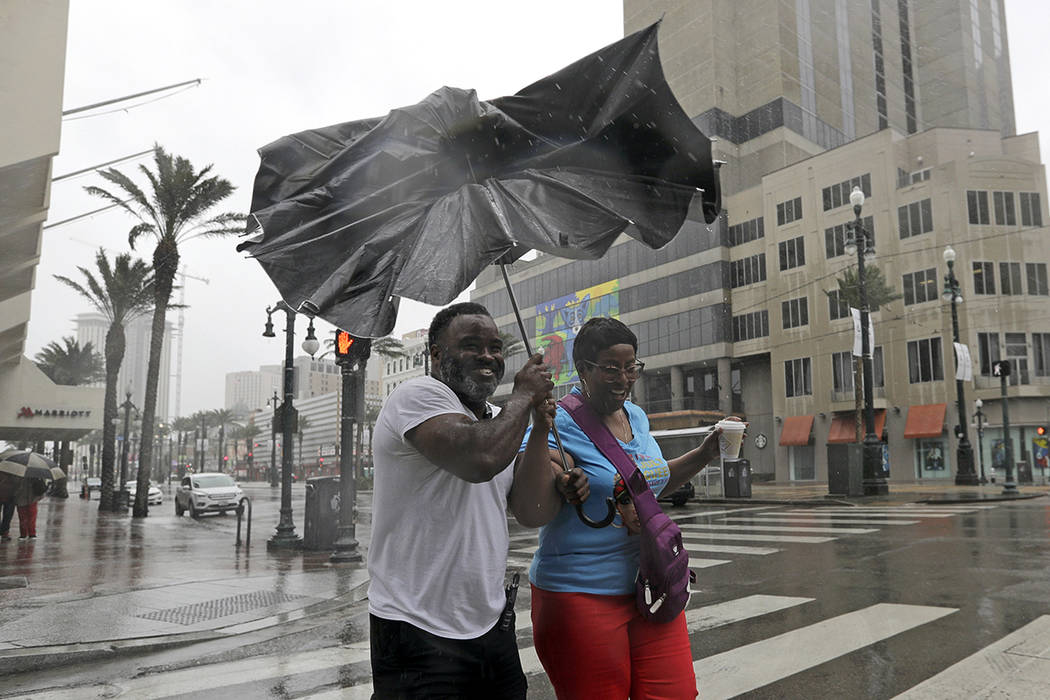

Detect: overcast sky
29,0,1050,418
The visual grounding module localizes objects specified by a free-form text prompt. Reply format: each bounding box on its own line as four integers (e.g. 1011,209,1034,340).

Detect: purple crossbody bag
559,393,693,623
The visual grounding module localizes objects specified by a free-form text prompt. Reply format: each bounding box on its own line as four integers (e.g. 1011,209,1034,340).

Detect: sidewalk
1,479,1045,677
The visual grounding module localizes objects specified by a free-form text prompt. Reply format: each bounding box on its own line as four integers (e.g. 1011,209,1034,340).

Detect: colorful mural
534,280,619,386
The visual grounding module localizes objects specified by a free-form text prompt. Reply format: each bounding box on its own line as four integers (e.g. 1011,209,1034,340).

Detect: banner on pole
851,308,875,357
953,342,973,381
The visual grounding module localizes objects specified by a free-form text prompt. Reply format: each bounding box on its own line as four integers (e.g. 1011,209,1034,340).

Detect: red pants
531,585,696,700
17,502,37,538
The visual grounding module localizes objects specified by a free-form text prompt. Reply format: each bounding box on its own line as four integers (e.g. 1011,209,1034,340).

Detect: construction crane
172,269,209,418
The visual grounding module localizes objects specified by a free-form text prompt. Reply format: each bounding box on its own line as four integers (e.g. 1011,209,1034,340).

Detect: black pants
0,501,14,537
370,614,526,700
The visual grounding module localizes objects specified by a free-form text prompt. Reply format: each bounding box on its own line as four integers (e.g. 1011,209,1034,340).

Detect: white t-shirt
367,376,514,639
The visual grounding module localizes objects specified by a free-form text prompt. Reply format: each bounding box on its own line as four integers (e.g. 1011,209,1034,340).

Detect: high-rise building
473,1,1048,484
76,313,174,420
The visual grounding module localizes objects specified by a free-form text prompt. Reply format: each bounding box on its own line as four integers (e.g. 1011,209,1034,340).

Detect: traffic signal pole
332,330,370,564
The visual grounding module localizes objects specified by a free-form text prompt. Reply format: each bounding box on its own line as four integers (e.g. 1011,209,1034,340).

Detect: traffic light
334,330,372,366
1037,426,1047,437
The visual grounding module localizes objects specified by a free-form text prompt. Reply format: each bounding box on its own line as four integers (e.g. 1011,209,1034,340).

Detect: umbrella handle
499,262,616,529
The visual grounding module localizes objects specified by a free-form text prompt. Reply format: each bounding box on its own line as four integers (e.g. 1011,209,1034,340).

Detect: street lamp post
943,246,979,485
332,330,367,563
845,187,889,495
263,301,318,550
118,388,137,510
267,391,279,487
974,398,987,484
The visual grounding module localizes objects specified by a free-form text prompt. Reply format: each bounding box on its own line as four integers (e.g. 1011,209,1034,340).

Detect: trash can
722,459,751,498
828,444,863,497
303,475,341,550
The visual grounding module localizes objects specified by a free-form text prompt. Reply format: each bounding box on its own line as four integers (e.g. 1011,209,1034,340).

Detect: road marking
510,545,538,554
784,508,962,518
723,516,919,526
900,504,997,509
816,507,981,514
690,557,732,568
681,523,878,535
695,603,957,698
893,615,1050,699
14,645,372,699
671,506,777,520
774,510,957,519
685,594,813,629
683,531,837,544
683,542,781,555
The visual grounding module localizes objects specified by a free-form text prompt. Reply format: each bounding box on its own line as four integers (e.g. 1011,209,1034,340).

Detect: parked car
124,480,163,505
174,473,244,518
80,477,102,500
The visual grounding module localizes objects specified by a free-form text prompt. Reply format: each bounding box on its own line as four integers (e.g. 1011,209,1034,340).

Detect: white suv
175,473,244,518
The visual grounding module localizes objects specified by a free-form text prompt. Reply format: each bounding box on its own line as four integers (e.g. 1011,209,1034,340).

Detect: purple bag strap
558,393,662,520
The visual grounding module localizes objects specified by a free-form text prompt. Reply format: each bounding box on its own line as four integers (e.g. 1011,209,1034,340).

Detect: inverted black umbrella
240,22,722,527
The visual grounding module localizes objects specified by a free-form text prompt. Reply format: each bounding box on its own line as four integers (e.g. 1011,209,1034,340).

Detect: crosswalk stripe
892,615,1050,698
785,509,961,517
695,603,957,698
681,523,877,535
691,557,732,568
683,531,837,544
510,545,538,554
775,510,956,519
686,543,781,555
814,507,980,514
723,516,919,526
671,506,777,520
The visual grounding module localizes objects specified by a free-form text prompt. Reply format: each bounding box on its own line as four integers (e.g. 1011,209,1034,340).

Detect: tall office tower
475,1,1047,484
624,0,1015,195
76,313,174,420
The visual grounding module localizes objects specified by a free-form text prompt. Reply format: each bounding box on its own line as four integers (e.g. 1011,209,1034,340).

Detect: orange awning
827,409,887,443
779,415,814,446
903,403,947,439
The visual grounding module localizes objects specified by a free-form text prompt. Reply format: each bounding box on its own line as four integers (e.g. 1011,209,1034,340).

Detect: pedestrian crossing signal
1038,426,1047,437
334,330,371,366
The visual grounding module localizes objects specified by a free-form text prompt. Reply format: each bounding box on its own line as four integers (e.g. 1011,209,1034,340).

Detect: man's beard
439,355,503,406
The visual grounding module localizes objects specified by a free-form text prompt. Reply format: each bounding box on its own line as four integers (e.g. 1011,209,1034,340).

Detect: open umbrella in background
0,450,58,482
239,22,722,527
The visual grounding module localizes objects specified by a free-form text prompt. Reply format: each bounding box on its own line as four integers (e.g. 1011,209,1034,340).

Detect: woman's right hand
556,467,589,505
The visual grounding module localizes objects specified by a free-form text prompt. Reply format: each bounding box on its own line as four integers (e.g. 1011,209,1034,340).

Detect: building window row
779,236,806,271
896,167,930,188
974,261,1049,296
898,198,933,238
727,216,765,246
980,332,1050,385
831,348,886,393
970,191,1043,227
782,297,809,329
822,173,871,211
825,216,873,259
730,253,766,288
776,196,803,226
732,310,769,342
902,268,937,306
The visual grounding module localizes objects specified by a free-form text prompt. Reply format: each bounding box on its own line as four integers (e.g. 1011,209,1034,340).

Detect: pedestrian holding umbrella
0,450,59,482
239,22,721,528
0,451,56,540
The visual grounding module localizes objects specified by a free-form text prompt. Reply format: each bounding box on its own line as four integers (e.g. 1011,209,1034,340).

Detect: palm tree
34,337,104,386
55,250,154,512
209,408,236,472
826,264,902,441
86,145,242,517
498,331,526,361
238,420,262,479
190,410,214,473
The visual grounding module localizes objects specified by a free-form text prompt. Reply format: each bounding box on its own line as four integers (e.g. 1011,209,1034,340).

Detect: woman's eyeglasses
581,360,645,381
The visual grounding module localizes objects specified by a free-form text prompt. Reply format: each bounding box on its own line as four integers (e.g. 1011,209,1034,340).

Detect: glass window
831,350,854,392
916,439,949,479
993,191,1016,225
777,196,803,225
1025,263,1049,295
1020,192,1043,227
827,289,850,320
907,337,943,383
899,199,933,238
978,333,1001,376
785,357,812,397
902,268,937,305
972,261,996,294
1033,333,1050,377
999,262,1022,295
782,297,809,329
966,190,989,225
1005,332,1030,385
779,236,806,270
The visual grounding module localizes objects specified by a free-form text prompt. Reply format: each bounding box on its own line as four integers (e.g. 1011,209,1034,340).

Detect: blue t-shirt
519,388,670,595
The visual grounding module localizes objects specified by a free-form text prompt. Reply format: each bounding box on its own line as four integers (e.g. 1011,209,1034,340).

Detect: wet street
1,485,1049,698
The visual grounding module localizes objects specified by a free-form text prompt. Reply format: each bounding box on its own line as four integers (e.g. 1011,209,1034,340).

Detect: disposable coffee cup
716,420,746,459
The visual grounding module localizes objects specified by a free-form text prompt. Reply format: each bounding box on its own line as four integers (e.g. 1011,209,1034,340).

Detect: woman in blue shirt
516,317,737,699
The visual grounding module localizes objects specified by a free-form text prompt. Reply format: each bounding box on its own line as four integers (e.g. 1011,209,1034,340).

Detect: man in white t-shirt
368,302,589,698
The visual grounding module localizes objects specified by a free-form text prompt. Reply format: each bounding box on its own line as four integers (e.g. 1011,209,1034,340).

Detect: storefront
780,415,815,480
902,403,949,479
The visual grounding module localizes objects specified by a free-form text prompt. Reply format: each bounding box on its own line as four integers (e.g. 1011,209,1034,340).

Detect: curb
0,578,371,678
916,492,1048,504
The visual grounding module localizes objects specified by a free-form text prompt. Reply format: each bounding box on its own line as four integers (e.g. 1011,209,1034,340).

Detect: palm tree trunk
134,238,178,517
99,323,125,512
854,356,864,443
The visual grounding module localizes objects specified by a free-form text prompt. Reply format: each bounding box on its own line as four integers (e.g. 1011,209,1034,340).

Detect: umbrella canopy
239,22,721,337
0,450,57,482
